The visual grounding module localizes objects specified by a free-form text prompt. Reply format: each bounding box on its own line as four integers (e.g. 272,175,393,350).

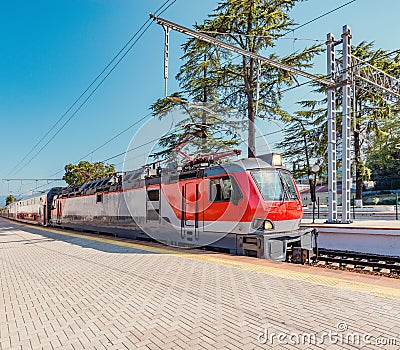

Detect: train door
203,175,240,233
38,205,43,225
42,204,47,226
181,182,199,243
56,201,62,224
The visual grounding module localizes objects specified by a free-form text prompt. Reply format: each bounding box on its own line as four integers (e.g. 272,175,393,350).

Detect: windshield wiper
279,176,290,204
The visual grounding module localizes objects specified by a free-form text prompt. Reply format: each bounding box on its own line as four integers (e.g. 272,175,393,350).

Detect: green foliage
63,161,115,187
5,195,16,206
196,0,322,156
151,0,322,159
276,101,326,179
150,102,242,161
280,41,400,190
366,118,400,185
150,92,186,119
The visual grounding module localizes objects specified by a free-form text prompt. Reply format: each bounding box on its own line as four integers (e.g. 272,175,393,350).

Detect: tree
150,97,241,162
276,99,327,174
366,118,400,189
150,29,237,161
63,161,115,187
282,42,400,202
351,42,400,200
198,0,322,157
5,195,16,206
151,0,322,159
275,101,326,199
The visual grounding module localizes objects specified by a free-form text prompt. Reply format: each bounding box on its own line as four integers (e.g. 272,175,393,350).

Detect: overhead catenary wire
77,112,153,162
199,1,357,42
14,0,360,181
9,0,369,196
17,137,160,196
282,0,357,38
199,31,324,43
175,1,361,100
15,111,155,190
18,124,287,198
8,0,177,178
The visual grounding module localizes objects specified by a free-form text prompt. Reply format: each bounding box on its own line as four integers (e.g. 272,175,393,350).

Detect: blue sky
1,0,399,198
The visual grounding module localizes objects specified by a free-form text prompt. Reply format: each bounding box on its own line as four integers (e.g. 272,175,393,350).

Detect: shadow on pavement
0,218,159,255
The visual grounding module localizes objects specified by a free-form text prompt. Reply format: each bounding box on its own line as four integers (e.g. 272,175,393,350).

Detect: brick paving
0,219,399,350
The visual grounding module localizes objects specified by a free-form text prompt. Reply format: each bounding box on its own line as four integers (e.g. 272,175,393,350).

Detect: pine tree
280,42,400,202
151,0,322,160
199,0,322,157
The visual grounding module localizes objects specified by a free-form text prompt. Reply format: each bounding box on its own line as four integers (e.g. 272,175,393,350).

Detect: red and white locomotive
2,153,316,261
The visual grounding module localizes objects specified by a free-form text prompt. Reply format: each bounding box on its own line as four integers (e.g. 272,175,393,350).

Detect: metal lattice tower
326,25,400,223
326,33,338,223
351,55,400,100
326,26,354,223
341,25,352,223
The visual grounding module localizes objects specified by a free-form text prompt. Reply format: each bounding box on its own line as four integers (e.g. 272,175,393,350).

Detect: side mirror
231,190,242,206
230,177,242,206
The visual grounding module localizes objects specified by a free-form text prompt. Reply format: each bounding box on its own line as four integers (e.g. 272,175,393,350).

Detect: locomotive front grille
237,235,264,258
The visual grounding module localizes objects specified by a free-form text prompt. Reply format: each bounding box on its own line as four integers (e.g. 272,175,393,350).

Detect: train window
124,174,132,182
280,171,299,200
210,177,233,202
96,194,103,203
98,179,106,187
251,171,284,201
147,189,160,201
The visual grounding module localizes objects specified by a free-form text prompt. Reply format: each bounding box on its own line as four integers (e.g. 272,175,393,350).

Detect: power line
19,111,155,190
17,123,283,197
199,31,324,42
76,112,153,162
6,11,156,177
282,0,357,37
9,0,360,190
17,135,164,196
9,0,176,177
200,1,357,42
256,129,283,139
102,137,161,163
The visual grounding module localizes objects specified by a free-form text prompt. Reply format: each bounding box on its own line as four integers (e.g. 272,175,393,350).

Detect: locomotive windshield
280,171,299,200
251,171,283,201
251,170,299,201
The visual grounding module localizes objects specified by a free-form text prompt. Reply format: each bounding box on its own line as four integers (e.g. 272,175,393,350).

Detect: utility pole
202,52,207,150
326,33,338,223
163,25,170,97
341,25,352,223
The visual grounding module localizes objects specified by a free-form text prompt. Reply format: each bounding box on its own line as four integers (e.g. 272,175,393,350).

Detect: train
1,153,317,262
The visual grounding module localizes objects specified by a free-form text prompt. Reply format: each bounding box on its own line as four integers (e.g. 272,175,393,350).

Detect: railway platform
301,218,400,257
0,218,399,350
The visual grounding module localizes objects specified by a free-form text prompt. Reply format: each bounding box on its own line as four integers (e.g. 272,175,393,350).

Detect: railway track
315,248,400,278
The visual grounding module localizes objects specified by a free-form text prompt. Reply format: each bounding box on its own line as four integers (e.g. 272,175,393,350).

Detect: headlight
252,218,274,231
263,220,274,230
